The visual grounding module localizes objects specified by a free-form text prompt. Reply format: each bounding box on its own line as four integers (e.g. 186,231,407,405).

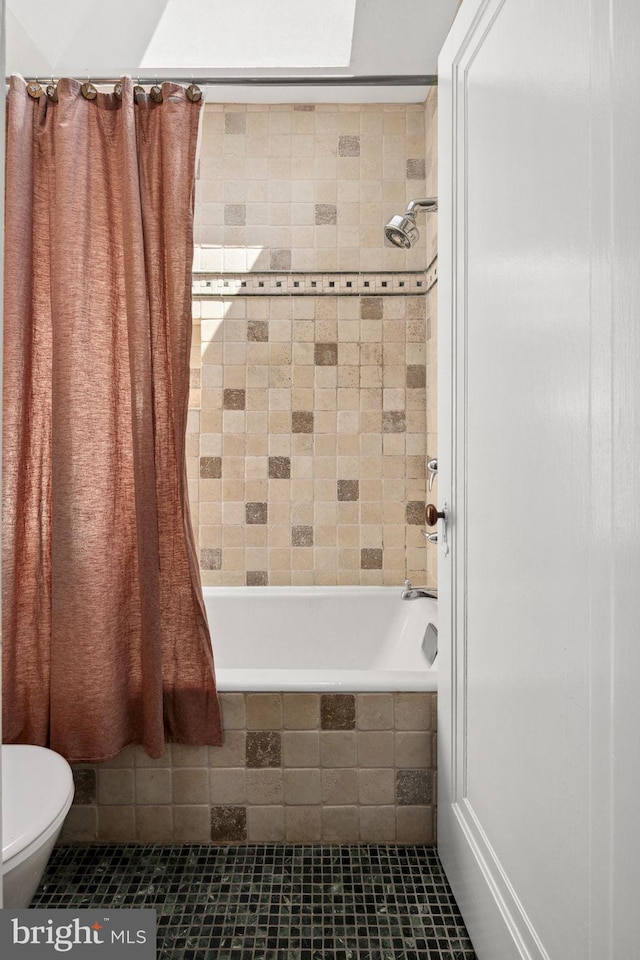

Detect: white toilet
2,744,75,908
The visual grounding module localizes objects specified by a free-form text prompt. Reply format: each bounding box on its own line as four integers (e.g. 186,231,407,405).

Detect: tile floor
33,844,476,959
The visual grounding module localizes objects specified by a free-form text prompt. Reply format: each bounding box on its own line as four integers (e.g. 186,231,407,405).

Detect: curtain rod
9,74,437,87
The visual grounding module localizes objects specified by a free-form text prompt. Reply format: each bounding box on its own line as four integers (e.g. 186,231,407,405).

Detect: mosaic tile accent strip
33,844,476,960
192,271,432,298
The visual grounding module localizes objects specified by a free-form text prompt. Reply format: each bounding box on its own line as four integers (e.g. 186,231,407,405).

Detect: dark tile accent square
292,410,314,433
338,135,361,157
224,203,246,226
315,203,337,225
360,297,383,319
201,547,222,570
407,158,426,179
382,410,406,433
72,768,96,805
337,479,359,501
361,547,383,570
397,769,433,805
321,694,356,730
407,364,426,388
246,731,281,768
224,112,246,134
406,501,426,525
268,456,291,479
200,456,222,479
270,249,292,271
190,368,201,388
246,570,268,586
210,805,247,841
314,342,338,366
223,388,246,410
247,320,269,341
246,502,268,524
291,525,313,547
294,103,315,111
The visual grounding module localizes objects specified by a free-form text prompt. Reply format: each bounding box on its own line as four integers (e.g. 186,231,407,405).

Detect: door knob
425,503,445,526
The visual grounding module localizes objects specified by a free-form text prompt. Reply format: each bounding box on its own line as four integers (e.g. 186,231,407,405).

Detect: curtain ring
133,83,145,103
26,80,42,99
186,84,202,103
113,81,123,100
81,82,97,100
46,82,58,102
150,84,163,103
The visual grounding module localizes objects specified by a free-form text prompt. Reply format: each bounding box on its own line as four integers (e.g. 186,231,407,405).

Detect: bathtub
204,586,437,692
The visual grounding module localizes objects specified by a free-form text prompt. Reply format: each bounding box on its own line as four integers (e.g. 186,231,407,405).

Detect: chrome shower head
384,213,419,248
384,198,438,248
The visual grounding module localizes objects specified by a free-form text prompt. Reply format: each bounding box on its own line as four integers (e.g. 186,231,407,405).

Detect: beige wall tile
395,693,432,731
321,768,358,805
320,731,357,767
135,769,172,805
395,732,433,769
208,731,246,768
97,806,136,842
172,768,210,804
282,731,320,767
359,806,396,843
285,805,322,842
98,769,135,806
135,806,173,842
246,693,283,729
173,805,212,842
210,768,247,804
247,805,285,841
358,768,395,805
396,805,435,844
246,769,284,805
321,805,359,842
284,768,321,805
357,731,394,767
356,694,394,730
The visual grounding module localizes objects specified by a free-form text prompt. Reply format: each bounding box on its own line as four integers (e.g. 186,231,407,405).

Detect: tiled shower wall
187,100,436,587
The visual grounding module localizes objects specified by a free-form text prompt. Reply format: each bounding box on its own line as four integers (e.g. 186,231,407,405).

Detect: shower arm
405,198,438,217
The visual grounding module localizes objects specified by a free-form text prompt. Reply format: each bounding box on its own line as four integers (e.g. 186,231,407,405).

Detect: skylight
140,0,357,70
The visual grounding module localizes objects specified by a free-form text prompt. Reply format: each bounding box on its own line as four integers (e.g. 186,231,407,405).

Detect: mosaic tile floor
33,844,476,960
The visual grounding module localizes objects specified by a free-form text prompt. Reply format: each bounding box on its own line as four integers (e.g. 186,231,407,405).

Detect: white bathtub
204,586,437,692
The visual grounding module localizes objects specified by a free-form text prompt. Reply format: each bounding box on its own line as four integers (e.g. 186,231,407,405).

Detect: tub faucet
401,579,438,601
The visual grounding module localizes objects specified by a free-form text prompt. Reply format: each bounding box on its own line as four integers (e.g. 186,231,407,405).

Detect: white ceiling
6,0,459,102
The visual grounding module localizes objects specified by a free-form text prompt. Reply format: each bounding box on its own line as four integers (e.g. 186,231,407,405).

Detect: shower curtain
2,76,223,762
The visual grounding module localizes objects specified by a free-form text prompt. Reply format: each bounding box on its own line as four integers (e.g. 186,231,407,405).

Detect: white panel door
437,0,640,957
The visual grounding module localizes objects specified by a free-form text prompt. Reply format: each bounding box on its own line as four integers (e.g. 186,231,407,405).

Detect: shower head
384,198,438,248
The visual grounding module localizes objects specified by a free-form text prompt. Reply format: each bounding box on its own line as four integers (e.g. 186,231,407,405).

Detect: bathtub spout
401,579,438,601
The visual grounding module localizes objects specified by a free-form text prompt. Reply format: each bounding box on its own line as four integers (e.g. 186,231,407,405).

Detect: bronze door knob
425,503,445,526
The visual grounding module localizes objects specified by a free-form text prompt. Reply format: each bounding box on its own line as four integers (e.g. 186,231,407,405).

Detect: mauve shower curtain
2,76,223,762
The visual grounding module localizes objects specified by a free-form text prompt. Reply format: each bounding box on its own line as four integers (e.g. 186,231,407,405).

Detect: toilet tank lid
2,745,75,863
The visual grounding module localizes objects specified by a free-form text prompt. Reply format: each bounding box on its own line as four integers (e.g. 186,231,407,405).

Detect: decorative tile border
192,267,437,298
